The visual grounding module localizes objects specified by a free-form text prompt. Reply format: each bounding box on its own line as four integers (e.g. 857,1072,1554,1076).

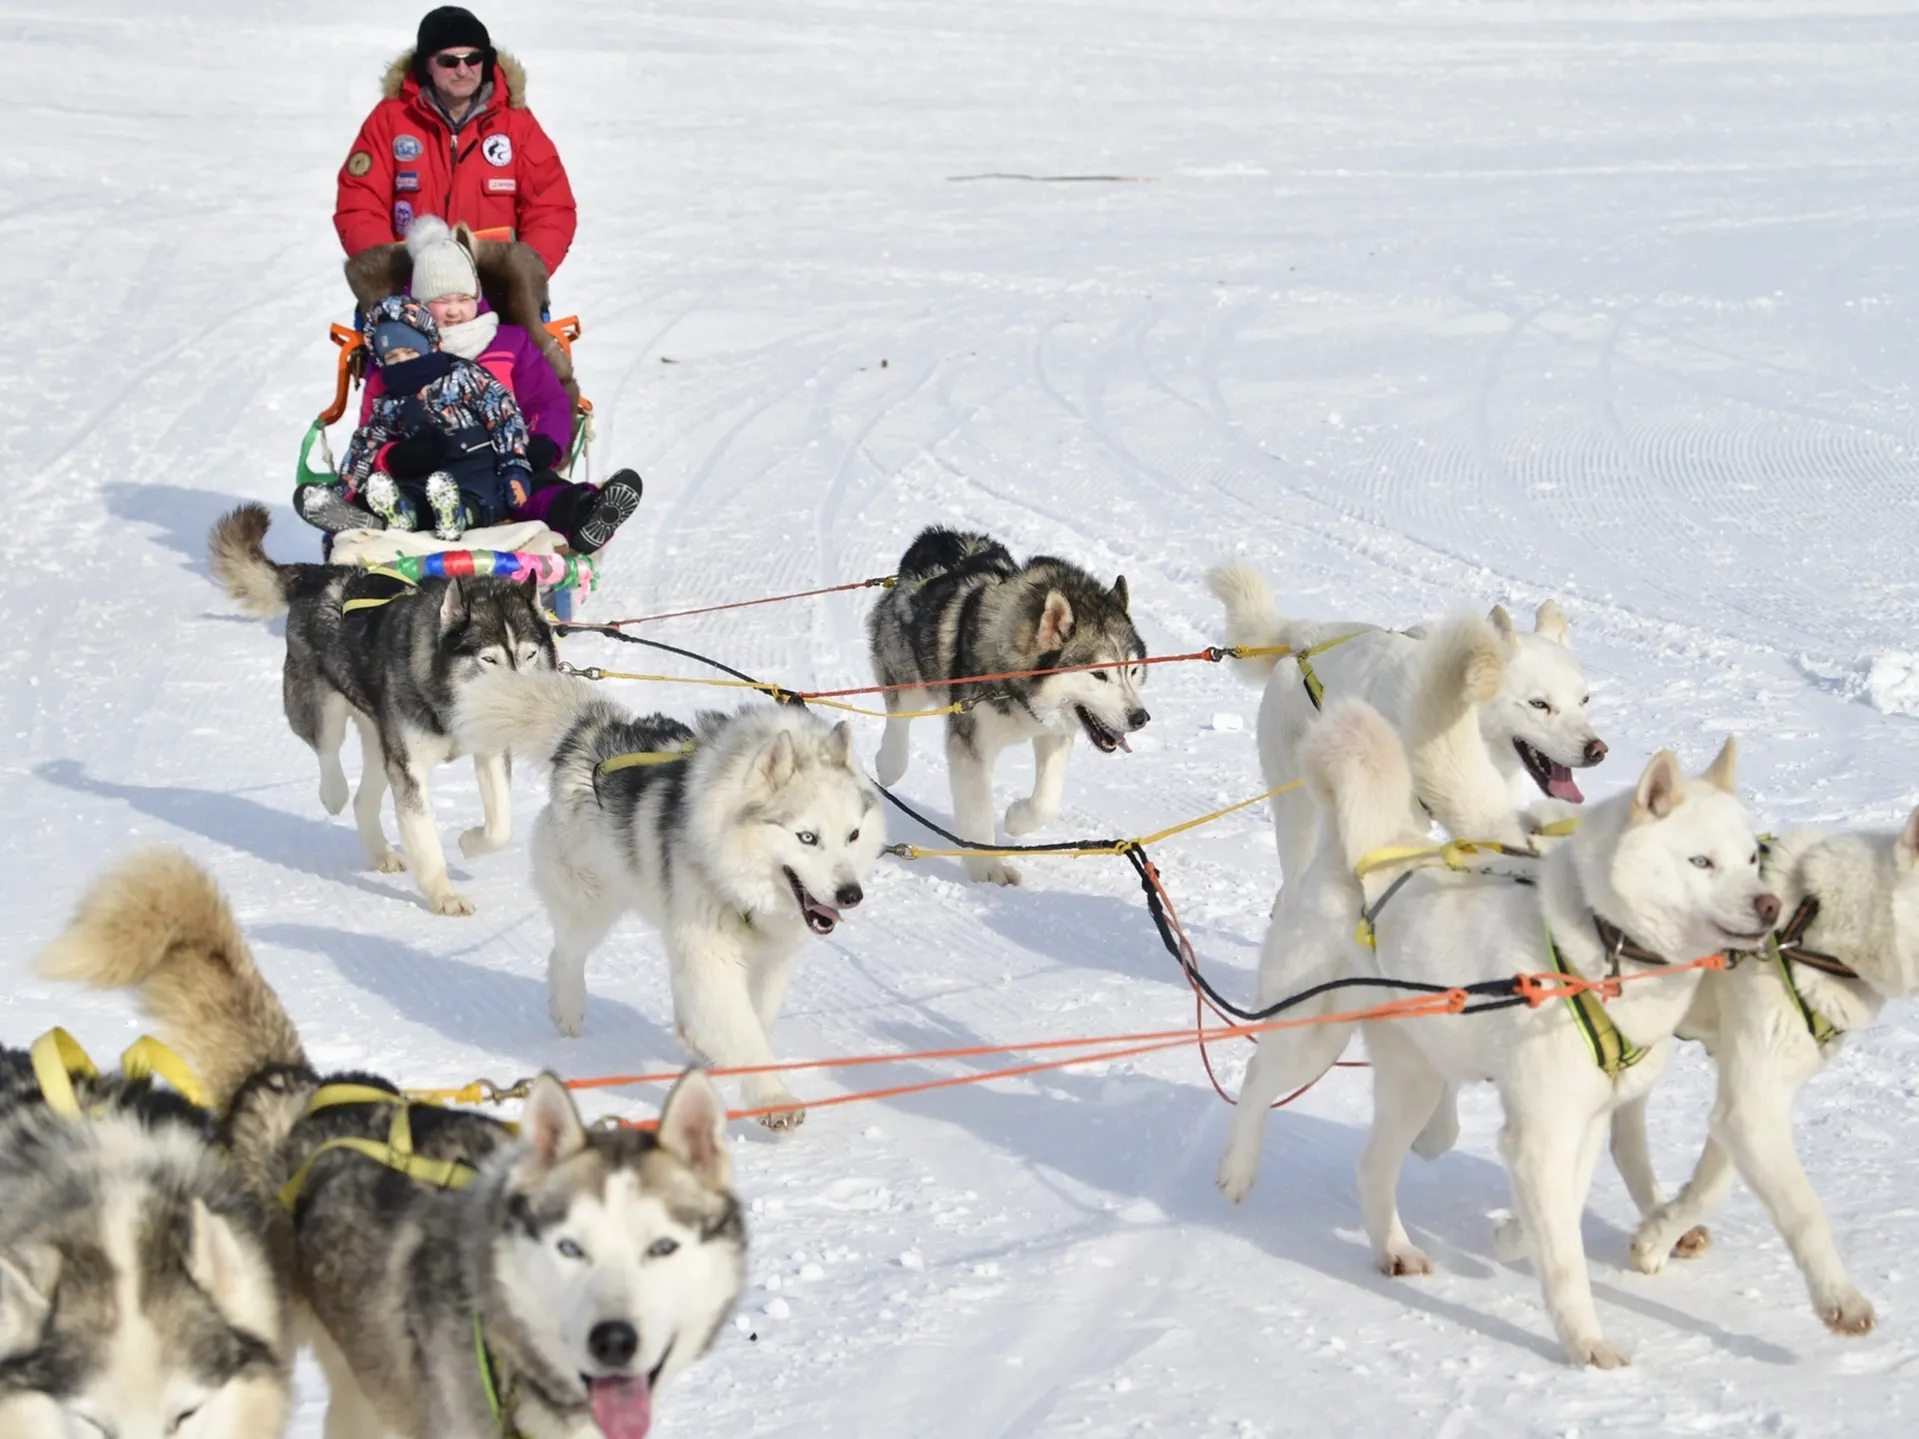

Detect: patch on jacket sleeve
346,150,373,177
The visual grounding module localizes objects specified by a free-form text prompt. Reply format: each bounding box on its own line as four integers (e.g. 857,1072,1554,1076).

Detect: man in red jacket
334,7,577,277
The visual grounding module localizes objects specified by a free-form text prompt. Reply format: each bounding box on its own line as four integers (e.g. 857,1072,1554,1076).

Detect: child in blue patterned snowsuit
338,296,534,539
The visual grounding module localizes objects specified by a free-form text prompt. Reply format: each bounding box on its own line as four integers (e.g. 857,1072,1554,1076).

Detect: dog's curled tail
1406,614,1530,849
207,503,292,618
1206,561,1294,684
1299,698,1427,874
35,847,306,1112
455,668,622,768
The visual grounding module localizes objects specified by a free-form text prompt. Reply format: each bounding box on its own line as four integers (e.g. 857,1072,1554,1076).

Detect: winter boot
363,474,417,532
297,483,379,534
570,471,644,555
424,472,467,542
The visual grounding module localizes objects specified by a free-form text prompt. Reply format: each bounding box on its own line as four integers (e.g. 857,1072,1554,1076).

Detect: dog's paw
1216,1145,1260,1205
1003,798,1054,837
371,849,408,874
1378,1245,1432,1278
1672,1225,1711,1260
429,890,475,917
458,826,508,859
549,1003,583,1038
1818,1290,1876,1336
755,1095,807,1132
1492,1213,1527,1263
1565,1336,1631,1370
319,774,349,815
967,859,1021,887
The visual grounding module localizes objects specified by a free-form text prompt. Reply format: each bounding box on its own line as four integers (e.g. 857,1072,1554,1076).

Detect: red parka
335,49,577,277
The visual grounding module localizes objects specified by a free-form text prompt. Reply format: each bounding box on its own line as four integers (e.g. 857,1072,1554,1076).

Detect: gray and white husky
1209,561,1605,884
457,674,885,1128
0,992,293,1438
868,526,1150,885
39,846,744,1439
208,503,556,916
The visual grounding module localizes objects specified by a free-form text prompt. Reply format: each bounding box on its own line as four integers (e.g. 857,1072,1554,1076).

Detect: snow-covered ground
7,1,1919,1432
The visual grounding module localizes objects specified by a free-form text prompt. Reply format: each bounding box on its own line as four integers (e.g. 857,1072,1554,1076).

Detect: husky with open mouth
38,847,744,1439
1208,561,1605,885
867,526,1150,886
457,673,885,1128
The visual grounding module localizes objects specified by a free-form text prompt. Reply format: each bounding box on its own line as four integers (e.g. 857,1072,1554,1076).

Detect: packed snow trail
5,2,1919,1434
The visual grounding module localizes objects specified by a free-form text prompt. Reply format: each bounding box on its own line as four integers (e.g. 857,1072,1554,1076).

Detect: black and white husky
39,847,744,1439
208,503,556,915
457,673,886,1128
0,1000,292,1437
867,526,1150,885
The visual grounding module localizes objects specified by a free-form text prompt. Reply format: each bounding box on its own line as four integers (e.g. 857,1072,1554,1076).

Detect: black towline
565,625,1533,1022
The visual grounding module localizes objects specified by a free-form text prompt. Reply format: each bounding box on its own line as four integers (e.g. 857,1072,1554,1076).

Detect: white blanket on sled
327,521,566,568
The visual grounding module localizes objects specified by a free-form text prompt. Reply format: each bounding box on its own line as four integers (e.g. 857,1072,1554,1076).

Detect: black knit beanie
415,8,492,80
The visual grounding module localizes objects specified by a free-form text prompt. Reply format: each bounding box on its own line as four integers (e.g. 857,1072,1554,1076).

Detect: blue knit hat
363,296,441,367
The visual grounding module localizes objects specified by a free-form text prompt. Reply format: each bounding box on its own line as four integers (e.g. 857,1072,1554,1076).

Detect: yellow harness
29,1028,210,1117
278,1084,493,1210
339,565,420,615
1292,631,1368,711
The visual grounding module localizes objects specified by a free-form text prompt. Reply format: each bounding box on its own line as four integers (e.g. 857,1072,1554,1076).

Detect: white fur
1609,809,1919,1337
1219,698,1775,1367
1208,562,1603,883
463,672,885,1127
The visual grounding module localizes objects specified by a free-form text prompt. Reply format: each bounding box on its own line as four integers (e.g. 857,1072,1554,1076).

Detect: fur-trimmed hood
382,47,528,109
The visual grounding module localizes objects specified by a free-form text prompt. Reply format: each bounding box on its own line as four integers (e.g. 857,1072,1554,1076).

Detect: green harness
1764,897,1848,1045
1543,919,1650,1080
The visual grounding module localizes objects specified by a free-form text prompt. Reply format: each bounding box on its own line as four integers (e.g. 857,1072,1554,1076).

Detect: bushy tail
1206,561,1295,684
207,503,293,618
35,848,306,1111
1299,699,1428,873
1405,614,1530,849
454,668,625,767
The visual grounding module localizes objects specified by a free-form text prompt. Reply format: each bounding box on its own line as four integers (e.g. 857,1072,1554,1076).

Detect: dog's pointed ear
1533,599,1569,645
522,1072,589,1168
757,730,797,788
0,1245,57,1363
1631,749,1685,823
1897,805,1919,874
1036,591,1075,653
184,1199,266,1330
519,570,540,602
828,720,855,768
1488,604,1516,649
439,577,469,631
1701,736,1738,794
1111,575,1129,613
656,1068,732,1188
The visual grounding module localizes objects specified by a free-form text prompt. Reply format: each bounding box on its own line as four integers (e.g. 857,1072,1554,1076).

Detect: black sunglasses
432,50,488,70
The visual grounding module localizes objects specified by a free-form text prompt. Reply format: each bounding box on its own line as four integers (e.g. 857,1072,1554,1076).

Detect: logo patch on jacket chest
394,134,424,161
482,134,513,167
486,177,517,194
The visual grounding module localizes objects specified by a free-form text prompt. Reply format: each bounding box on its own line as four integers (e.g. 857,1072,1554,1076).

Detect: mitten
385,429,447,481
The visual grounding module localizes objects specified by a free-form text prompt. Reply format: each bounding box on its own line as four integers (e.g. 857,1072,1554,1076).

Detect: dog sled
297,226,600,620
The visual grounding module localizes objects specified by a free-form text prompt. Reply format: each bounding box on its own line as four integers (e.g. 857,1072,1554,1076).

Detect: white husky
1208,562,1605,884
1609,811,1919,1337
458,672,885,1128
1220,698,1777,1367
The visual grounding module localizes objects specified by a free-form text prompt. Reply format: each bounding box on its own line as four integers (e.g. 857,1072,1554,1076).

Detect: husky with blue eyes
40,846,744,1439
458,673,887,1129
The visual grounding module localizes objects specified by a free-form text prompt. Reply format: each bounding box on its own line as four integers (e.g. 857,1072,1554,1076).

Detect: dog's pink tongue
1117,734,1133,753
1547,765,1584,804
591,1377,652,1439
